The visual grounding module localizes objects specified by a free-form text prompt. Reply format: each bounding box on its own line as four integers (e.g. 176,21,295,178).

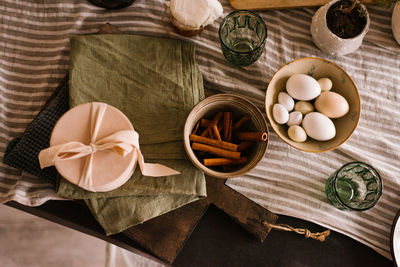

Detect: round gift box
50,102,137,192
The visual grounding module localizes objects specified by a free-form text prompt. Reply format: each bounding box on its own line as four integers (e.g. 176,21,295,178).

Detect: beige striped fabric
0,0,398,259
225,4,400,261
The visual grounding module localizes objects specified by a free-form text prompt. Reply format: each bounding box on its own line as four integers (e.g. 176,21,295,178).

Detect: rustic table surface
1,1,399,265
6,200,392,266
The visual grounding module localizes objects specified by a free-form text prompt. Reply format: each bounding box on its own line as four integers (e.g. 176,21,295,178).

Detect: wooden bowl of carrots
183,94,268,178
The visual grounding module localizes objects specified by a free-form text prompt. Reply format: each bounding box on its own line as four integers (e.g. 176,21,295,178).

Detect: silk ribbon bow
39,102,180,191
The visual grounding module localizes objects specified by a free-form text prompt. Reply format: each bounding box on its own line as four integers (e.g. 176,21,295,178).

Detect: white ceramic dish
392,210,400,266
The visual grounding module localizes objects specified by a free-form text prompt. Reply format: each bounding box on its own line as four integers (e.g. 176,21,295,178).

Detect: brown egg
314,91,349,119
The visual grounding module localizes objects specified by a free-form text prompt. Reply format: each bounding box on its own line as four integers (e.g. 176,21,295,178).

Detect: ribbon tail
38,141,91,169
141,163,181,177
136,148,180,177
38,145,63,169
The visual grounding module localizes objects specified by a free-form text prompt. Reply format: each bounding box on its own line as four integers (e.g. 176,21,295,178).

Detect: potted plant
310,0,370,55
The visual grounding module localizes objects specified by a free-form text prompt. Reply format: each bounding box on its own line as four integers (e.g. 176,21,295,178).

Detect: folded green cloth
58,34,206,235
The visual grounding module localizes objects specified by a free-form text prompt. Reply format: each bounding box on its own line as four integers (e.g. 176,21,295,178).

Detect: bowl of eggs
265,57,360,153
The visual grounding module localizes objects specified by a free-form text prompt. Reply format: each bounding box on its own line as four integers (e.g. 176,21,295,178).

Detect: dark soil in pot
326,0,367,39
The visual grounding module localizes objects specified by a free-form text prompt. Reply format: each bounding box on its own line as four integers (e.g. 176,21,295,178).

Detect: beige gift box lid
39,102,180,192
50,102,137,192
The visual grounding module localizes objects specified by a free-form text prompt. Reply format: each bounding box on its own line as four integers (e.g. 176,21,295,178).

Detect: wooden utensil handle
229,0,374,10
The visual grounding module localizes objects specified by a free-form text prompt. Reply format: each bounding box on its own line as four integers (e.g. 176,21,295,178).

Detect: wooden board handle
206,176,278,242
229,0,375,10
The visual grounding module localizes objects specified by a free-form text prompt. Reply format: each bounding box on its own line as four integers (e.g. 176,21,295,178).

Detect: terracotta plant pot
392,2,400,45
310,0,370,55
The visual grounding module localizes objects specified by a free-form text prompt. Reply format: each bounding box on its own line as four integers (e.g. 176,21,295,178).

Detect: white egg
302,112,336,141
278,92,294,111
288,125,307,142
287,111,303,126
286,74,321,101
272,103,289,124
294,101,314,115
317,78,333,91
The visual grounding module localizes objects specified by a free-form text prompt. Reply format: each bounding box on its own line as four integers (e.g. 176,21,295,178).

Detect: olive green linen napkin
58,34,206,235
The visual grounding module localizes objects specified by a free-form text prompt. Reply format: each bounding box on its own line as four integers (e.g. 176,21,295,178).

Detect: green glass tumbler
325,162,382,211
219,10,267,66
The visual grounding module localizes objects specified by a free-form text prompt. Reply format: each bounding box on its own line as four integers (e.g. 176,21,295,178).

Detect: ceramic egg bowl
265,57,361,153
184,94,268,178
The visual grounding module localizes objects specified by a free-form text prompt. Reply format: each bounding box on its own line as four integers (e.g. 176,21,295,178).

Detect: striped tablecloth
0,0,398,259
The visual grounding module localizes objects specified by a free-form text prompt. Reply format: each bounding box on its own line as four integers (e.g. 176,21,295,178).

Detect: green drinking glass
219,10,267,66
325,161,383,211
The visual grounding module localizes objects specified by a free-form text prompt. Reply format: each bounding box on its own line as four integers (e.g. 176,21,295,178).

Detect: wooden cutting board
123,176,278,263
229,0,374,10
